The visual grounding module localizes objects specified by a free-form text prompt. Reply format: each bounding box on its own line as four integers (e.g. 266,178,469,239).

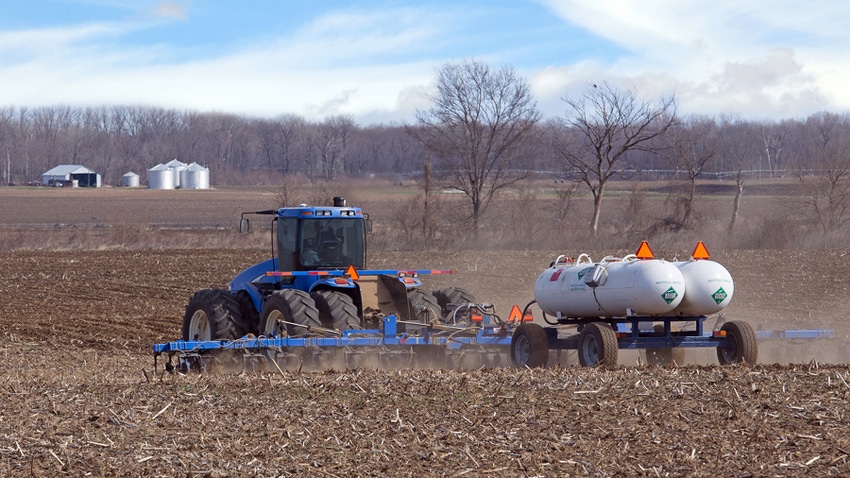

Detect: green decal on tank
712,287,728,304
661,286,678,304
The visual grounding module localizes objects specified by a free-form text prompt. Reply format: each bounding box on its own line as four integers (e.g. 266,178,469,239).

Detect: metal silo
147,164,176,189
165,159,187,188
121,171,140,187
179,162,210,189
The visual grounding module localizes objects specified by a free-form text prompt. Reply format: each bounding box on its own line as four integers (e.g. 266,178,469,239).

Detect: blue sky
1,0,848,124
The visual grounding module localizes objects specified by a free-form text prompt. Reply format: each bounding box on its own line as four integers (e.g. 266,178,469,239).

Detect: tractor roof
275,204,364,218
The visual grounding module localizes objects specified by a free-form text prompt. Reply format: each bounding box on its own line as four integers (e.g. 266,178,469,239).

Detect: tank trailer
152,198,758,371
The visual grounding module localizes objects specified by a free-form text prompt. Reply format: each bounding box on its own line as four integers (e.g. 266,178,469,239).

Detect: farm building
41,165,101,187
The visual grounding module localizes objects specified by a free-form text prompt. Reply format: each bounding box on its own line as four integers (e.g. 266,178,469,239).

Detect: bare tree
796,112,850,234
0,107,14,185
554,82,676,233
408,59,541,240
659,116,718,229
761,121,788,178
719,116,760,231
311,115,356,181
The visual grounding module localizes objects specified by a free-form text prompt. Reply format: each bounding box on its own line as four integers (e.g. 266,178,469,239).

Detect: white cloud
153,1,188,20
3,1,850,123
0,6,444,122
534,0,850,118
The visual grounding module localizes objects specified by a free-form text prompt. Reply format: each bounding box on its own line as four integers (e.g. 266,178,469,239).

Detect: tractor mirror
366,218,373,234
239,218,250,234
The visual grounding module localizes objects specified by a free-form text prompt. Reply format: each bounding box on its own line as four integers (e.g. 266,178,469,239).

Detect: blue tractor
181,196,476,343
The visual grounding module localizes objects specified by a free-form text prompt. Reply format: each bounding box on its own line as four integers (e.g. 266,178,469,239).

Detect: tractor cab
240,196,369,273
279,211,366,271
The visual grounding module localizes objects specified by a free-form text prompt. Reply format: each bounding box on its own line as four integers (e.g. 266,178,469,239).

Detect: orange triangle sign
345,265,360,281
635,241,654,259
508,304,523,323
692,242,710,260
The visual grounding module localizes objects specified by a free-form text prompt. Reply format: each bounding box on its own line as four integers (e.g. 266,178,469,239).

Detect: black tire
717,320,758,365
645,324,686,366
578,322,618,368
433,287,476,316
511,323,549,368
182,289,247,341
406,288,441,325
234,289,261,335
311,290,361,331
258,290,321,338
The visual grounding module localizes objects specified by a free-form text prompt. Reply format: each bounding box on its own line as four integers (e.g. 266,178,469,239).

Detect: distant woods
1,62,850,242
2,99,848,191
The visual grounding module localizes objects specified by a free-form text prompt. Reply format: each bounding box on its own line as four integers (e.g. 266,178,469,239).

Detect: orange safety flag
691,241,711,260
345,265,360,281
508,304,523,323
635,241,654,259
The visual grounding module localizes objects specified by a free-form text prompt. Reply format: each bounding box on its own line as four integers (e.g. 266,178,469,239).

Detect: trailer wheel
434,287,476,317
578,322,618,368
511,323,549,368
259,290,321,338
717,320,758,365
311,290,361,331
182,289,246,341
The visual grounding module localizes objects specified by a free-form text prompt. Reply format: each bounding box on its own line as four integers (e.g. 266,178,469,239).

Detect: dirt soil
1,248,850,476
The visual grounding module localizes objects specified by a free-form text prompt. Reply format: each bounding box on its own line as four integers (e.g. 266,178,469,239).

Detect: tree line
2,60,849,237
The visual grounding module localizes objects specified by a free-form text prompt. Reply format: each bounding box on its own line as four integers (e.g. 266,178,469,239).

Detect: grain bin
165,159,187,188
121,171,140,187
179,162,210,189
147,163,176,189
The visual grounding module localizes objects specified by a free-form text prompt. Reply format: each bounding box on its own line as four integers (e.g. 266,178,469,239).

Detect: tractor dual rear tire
182,289,248,341
259,290,321,338
717,320,758,365
578,322,618,368
311,290,361,331
433,287,476,317
403,289,441,333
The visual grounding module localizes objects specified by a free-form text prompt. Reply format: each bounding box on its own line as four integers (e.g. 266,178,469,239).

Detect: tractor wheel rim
190,310,211,341
264,310,286,337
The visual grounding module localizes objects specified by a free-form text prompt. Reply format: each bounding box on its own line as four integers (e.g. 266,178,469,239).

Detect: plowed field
1,186,850,476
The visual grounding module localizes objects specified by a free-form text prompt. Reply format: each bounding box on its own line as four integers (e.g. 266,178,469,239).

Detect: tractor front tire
234,290,261,336
259,290,321,338
182,289,247,341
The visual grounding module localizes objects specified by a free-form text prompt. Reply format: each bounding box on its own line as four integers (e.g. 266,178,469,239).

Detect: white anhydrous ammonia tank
534,254,685,318
672,259,734,316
